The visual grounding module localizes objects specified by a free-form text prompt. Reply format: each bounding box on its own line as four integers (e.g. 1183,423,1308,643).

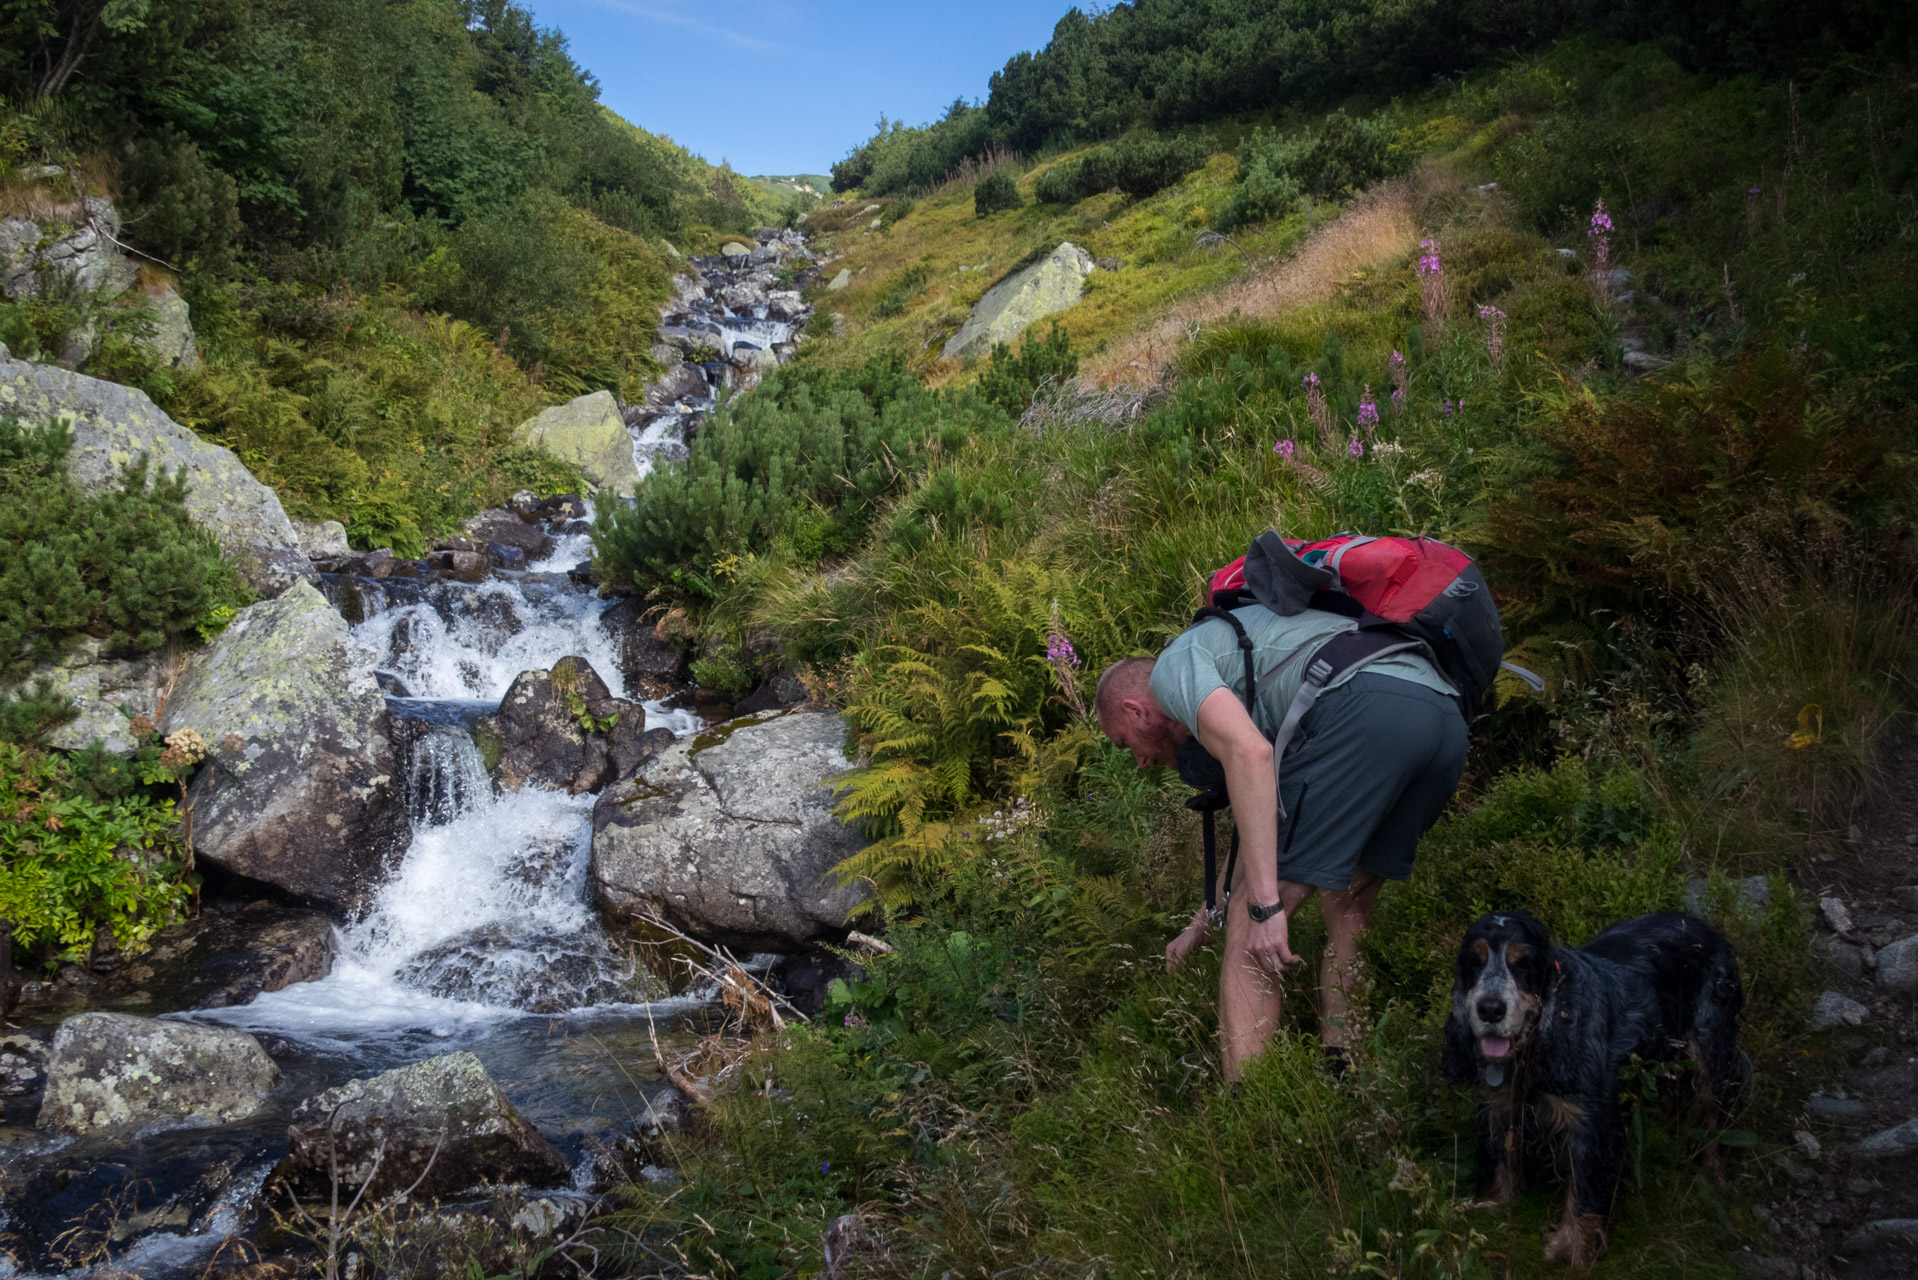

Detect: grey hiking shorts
1273,672,1468,891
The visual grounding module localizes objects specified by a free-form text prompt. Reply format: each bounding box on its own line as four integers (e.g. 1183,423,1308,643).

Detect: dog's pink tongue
1480,1035,1512,1059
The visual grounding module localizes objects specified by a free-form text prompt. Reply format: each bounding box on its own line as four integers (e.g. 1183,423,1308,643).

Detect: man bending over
1096,607,1467,1081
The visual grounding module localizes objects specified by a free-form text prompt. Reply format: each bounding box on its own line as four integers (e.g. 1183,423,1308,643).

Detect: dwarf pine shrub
0,416,249,678
973,172,1022,217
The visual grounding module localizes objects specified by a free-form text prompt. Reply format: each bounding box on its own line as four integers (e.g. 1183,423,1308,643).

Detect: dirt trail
1748,733,1918,1279
1080,179,1422,387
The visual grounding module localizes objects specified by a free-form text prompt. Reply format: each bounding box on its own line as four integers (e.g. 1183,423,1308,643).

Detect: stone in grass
1809,990,1870,1032
1683,875,1771,919
940,242,1096,361
1852,1118,1918,1161
1875,934,1918,993
282,1051,569,1203
511,390,636,494
38,1012,279,1135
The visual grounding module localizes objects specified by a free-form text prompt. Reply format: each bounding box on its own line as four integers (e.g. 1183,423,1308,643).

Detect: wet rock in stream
476,655,654,794
394,925,654,1013
159,580,408,913
280,1051,570,1203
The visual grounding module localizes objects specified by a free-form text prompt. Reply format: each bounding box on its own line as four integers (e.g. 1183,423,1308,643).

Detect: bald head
1095,656,1156,729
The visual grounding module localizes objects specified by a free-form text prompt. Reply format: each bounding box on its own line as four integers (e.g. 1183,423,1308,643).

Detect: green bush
0,416,250,679
1107,133,1209,198
974,320,1080,414
1032,162,1081,205
0,742,192,970
117,127,241,275
593,355,1011,595
973,172,1022,217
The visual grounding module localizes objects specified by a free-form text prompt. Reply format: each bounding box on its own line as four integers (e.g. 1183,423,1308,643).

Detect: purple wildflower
1389,349,1408,413
1357,386,1379,438
1588,199,1614,301
1442,399,1454,417
1416,238,1449,326
843,1012,868,1029
1274,438,1296,459
1588,202,1614,237
1347,438,1364,457
1046,632,1080,669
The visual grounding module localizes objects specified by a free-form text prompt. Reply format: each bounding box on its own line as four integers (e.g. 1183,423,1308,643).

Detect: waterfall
405,729,490,826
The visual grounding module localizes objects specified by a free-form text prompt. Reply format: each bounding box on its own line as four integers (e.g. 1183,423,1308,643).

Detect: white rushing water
212,534,704,1047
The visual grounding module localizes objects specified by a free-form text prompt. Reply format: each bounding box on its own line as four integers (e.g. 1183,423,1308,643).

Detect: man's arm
1195,685,1301,972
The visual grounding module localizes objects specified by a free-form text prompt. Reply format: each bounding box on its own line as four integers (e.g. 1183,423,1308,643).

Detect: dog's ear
1441,999,1478,1085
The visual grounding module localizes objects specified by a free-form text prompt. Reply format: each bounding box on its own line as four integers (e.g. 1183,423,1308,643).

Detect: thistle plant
1588,200,1614,302
1388,350,1407,414
1416,238,1449,328
1478,305,1507,374
1303,372,1335,449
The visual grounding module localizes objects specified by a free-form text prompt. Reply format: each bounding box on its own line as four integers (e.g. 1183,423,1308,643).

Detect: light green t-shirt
1148,605,1456,738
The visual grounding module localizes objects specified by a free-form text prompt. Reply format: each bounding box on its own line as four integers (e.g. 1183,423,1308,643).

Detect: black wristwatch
1246,899,1285,923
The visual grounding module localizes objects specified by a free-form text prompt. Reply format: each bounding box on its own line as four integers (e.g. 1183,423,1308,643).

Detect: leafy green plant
974,320,1080,414
0,742,192,970
690,645,754,698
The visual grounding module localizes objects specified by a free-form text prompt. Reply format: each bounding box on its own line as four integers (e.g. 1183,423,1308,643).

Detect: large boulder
940,242,1095,361
513,390,637,493
38,1012,279,1135
159,580,407,911
101,903,337,1011
464,505,553,560
474,656,654,795
0,352,313,593
145,287,201,369
26,636,164,753
282,1052,570,1202
591,709,869,950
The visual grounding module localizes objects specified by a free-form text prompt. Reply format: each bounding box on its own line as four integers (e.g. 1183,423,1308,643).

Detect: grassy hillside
599,31,1918,1280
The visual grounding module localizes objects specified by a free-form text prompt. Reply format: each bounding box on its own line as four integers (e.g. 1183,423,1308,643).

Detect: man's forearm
1221,743,1282,903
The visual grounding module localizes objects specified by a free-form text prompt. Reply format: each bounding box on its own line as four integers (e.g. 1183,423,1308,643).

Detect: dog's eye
1472,940,1490,964
1506,943,1531,964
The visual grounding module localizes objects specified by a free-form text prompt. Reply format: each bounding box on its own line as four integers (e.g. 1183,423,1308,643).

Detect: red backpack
1177,532,1540,921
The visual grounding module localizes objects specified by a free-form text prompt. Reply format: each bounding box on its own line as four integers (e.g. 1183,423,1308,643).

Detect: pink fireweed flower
1389,349,1408,413
1347,438,1364,457
1357,386,1379,438
1442,399,1454,416
1588,199,1614,301
1275,438,1296,459
1046,632,1080,669
1416,239,1449,327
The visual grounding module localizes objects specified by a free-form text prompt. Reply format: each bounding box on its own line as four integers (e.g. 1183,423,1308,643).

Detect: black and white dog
1442,910,1748,1268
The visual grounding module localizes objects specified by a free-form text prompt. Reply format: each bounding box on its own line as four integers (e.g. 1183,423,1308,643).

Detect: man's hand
1245,909,1301,976
1166,907,1214,972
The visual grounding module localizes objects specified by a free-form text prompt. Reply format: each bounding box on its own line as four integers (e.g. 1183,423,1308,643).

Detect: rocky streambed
0,226,868,1278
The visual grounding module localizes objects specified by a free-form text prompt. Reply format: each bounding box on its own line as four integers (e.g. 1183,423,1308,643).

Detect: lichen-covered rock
160,581,406,911
513,390,637,493
145,287,201,369
37,1012,279,1134
941,242,1095,361
0,352,312,592
292,516,350,559
475,656,649,794
591,709,869,950
26,637,164,753
282,1052,569,1202
0,197,137,300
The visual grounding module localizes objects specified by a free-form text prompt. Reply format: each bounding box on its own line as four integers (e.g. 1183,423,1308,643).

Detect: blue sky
525,1,1071,177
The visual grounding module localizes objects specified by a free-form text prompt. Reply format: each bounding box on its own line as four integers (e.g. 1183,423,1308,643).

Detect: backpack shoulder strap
1186,606,1254,925
1258,629,1428,764
1190,606,1256,713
